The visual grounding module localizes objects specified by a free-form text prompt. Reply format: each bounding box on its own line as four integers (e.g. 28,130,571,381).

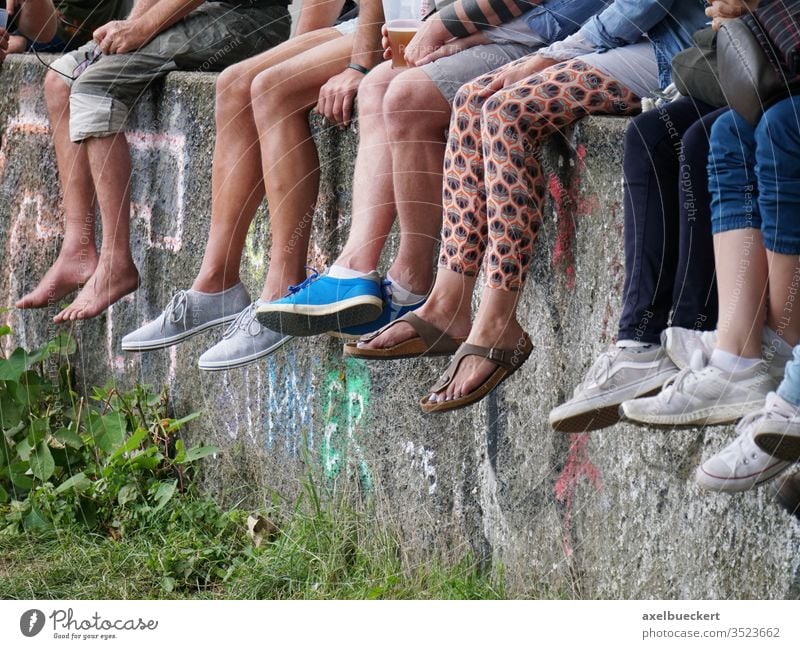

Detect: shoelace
577,347,618,392
286,267,321,295
658,349,708,403
162,290,189,331
223,303,261,339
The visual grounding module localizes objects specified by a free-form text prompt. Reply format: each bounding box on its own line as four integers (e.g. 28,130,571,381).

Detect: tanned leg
192,28,343,294
250,33,356,301
16,71,98,310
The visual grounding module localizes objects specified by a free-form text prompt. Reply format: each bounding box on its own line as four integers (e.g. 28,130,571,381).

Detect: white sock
327,264,375,279
710,348,761,373
762,326,794,357
387,273,427,306
616,339,654,350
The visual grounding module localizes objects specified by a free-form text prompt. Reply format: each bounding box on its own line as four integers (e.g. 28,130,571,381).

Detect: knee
452,79,485,116
756,97,800,149
215,63,255,121
383,76,448,138
356,69,391,119
44,70,71,114
709,109,750,153
250,66,288,115
624,109,666,155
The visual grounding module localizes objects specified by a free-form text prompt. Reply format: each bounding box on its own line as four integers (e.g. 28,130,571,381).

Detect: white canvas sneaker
752,392,800,463
663,326,791,379
549,344,677,432
661,327,717,369
620,352,776,427
696,397,793,492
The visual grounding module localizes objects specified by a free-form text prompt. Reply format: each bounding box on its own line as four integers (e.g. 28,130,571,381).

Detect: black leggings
617,96,727,344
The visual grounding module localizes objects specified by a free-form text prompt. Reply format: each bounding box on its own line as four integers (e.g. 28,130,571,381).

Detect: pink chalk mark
554,433,603,558
548,146,589,290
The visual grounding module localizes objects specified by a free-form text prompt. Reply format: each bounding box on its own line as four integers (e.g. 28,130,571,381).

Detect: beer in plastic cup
387,19,420,68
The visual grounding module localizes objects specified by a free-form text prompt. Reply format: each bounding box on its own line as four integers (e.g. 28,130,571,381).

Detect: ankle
193,269,241,294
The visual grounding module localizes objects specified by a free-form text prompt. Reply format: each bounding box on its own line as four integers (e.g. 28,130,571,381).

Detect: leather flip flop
420,333,533,414
342,312,466,360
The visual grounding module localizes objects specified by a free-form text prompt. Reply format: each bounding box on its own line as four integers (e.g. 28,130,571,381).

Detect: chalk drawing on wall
554,433,603,558
403,441,438,495
321,357,373,494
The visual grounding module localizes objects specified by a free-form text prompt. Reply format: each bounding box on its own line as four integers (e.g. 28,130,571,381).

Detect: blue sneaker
255,269,384,337
329,279,426,339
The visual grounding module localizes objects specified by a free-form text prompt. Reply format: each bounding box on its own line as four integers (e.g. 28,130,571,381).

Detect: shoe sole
121,314,238,352
753,432,800,463
198,335,293,371
256,297,383,337
695,460,790,493
621,399,766,428
550,386,664,433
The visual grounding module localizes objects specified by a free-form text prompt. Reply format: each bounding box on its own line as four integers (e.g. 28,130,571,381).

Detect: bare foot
16,251,98,310
357,301,471,350
53,258,139,323
425,319,528,404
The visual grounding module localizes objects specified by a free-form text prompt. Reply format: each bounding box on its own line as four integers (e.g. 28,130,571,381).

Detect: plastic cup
382,0,426,68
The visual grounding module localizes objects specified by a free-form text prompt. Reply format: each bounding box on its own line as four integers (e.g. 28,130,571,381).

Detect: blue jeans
709,97,800,254
778,345,800,407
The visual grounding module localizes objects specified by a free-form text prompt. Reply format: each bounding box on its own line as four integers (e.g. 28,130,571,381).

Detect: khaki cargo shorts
50,2,290,142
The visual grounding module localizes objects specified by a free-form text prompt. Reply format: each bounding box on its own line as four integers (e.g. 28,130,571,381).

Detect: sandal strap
428,336,533,393
359,312,459,353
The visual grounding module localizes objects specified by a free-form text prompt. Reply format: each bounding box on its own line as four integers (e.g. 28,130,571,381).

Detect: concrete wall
1,55,799,598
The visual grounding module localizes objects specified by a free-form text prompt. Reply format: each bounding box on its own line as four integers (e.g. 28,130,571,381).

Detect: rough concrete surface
1,55,798,598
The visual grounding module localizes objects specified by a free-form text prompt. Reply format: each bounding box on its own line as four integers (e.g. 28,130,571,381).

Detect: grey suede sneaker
198,301,292,371
121,283,250,352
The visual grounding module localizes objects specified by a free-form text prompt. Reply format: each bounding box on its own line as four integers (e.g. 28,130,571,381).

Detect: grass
0,489,507,600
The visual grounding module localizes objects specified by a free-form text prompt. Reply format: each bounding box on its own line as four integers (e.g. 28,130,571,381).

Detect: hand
706,0,759,30
7,0,25,15
381,23,391,60
0,28,8,65
315,66,366,127
93,19,151,55
403,16,450,67
486,55,558,92
415,32,491,66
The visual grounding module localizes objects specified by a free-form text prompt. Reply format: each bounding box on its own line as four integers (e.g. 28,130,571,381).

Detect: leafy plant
0,331,215,536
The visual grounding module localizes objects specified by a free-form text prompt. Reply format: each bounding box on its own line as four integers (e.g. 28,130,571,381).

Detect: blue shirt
526,0,613,44
577,0,708,87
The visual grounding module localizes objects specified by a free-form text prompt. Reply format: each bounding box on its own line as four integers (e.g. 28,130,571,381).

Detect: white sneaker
661,327,717,369
752,392,800,462
620,353,776,427
549,344,677,432
663,326,792,380
696,398,793,492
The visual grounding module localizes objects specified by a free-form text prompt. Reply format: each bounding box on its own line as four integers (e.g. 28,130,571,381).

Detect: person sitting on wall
14,0,293,320
121,0,611,371
3,0,132,53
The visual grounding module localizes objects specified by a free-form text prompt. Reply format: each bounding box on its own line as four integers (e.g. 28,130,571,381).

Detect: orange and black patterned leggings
440,58,641,291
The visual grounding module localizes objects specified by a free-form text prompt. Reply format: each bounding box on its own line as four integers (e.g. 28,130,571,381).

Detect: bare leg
250,33,354,301
430,288,526,402
766,250,800,347
16,71,98,309
714,228,768,358
382,68,450,294
192,28,343,294
54,132,139,322
11,0,58,45
335,61,404,275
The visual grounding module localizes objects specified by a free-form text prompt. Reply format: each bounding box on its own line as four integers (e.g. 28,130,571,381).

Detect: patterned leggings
440,58,641,291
